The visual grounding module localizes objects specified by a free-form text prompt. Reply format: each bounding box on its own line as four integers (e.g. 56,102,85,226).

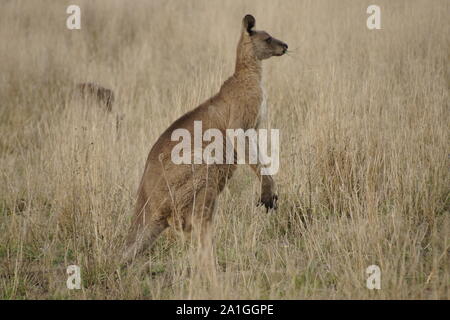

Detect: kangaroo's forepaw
258,193,278,212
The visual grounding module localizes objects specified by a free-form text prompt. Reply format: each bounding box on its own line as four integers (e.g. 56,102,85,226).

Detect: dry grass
0,0,449,299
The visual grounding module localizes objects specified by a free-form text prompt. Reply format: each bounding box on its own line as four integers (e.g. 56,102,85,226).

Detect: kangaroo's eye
265,37,272,44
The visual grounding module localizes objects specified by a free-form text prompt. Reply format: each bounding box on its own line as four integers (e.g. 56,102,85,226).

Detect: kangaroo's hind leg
122,200,170,265
183,185,219,248
181,185,219,276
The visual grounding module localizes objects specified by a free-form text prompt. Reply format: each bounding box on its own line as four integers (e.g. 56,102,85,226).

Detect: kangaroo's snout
279,42,288,55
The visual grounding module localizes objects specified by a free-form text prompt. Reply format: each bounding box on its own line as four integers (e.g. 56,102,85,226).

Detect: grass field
0,0,449,299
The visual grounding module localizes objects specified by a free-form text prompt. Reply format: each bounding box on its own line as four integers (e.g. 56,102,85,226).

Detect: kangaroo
76,82,115,112
124,15,288,262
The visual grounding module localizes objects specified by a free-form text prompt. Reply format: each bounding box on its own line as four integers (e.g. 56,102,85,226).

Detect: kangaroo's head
242,14,288,60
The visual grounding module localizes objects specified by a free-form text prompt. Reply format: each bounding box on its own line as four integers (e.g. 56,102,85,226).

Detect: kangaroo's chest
238,83,266,129
256,84,267,128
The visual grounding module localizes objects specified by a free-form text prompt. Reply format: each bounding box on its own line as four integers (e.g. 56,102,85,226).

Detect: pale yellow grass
0,0,449,299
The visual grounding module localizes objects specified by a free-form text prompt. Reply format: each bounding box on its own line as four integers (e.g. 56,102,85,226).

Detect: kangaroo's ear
242,14,255,35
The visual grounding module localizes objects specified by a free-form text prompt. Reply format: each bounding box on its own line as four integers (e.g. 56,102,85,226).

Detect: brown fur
124,15,288,262
76,82,115,112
